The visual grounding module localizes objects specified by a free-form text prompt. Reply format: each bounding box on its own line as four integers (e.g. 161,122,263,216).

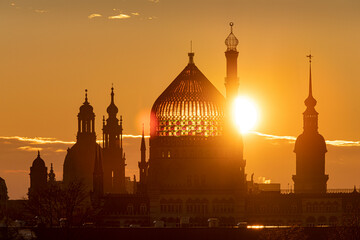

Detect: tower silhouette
63,90,99,191
29,151,48,199
102,87,126,193
224,23,246,190
293,55,328,194
137,124,148,194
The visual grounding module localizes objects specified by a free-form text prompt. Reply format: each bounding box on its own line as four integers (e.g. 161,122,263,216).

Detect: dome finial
188,41,195,65
111,85,114,103
37,150,40,157
230,22,234,33
85,89,88,102
225,22,239,51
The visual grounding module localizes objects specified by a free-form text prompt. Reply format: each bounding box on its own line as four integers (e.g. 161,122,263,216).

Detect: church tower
63,90,99,191
77,89,96,143
48,163,55,184
29,151,48,198
102,87,126,193
137,125,148,194
293,55,328,194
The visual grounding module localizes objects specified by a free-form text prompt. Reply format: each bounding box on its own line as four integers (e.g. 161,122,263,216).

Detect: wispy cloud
148,0,160,3
18,146,43,152
88,13,102,19
131,12,140,16
0,136,75,145
34,9,47,14
108,14,131,20
250,131,360,147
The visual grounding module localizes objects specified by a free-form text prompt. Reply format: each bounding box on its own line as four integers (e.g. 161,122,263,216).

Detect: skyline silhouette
1,0,360,202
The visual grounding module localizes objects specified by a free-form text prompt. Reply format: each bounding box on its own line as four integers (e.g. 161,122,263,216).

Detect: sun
232,96,259,134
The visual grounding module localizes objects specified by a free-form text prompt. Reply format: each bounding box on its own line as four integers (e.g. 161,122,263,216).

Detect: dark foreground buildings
23,23,360,228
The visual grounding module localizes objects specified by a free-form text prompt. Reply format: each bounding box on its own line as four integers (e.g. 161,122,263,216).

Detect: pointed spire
304,54,317,108
141,123,146,151
37,150,40,157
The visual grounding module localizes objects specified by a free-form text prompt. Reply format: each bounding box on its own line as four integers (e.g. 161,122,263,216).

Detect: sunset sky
1,0,360,199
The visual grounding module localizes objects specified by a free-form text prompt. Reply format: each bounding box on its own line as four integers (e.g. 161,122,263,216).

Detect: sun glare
233,96,259,134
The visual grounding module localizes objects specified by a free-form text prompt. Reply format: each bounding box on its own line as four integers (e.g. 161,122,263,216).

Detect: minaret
138,124,148,193
225,22,239,102
93,146,104,204
48,163,56,183
224,23,246,190
77,89,96,143
293,55,328,194
102,86,126,193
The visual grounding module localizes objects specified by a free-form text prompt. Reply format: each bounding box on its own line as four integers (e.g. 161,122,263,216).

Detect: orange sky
1,0,360,199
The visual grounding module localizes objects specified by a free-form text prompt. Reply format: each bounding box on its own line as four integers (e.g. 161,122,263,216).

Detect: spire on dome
37,150,40,158
225,22,239,51
107,86,118,115
304,54,317,109
85,89,88,103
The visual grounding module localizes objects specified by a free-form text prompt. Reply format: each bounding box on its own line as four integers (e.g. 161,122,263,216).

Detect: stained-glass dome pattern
151,54,225,137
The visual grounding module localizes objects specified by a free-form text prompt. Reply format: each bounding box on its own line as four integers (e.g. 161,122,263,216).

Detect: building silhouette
28,151,48,199
24,23,360,229
146,23,246,226
63,90,99,191
293,55,328,194
102,87,127,193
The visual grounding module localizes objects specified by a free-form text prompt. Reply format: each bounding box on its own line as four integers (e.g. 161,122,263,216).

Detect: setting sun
233,96,259,134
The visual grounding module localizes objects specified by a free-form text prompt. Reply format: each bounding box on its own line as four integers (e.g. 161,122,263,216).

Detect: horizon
1,0,360,199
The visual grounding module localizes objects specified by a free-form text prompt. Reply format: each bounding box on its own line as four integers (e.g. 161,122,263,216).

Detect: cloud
250,131,360,147
55,149,66,153
17,146,43,152
0,136,75,145
131,13,140,16
34,9,47,14
108,14,131,20
148,0,160,3
88,13,102,19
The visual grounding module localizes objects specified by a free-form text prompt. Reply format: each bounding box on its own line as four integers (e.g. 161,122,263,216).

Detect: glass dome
151,53,225,138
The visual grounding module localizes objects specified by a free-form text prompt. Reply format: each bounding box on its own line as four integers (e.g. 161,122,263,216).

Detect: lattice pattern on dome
151,59,225,137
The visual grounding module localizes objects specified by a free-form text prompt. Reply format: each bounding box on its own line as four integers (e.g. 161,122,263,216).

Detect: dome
151,53,225,137
225,23,239,51
106,88,118,115
79,90,94,116
32,151,46,168
294,132,327,154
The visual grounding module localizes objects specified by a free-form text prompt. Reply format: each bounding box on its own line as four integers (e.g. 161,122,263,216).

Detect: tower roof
107,86,119,115
225,22,239,51
32,150,46,168
79,89,94,115
304,54,318,113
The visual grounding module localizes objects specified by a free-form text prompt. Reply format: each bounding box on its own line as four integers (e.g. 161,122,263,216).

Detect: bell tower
293,55,328,194
102,86,126,193
77,89,96,143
